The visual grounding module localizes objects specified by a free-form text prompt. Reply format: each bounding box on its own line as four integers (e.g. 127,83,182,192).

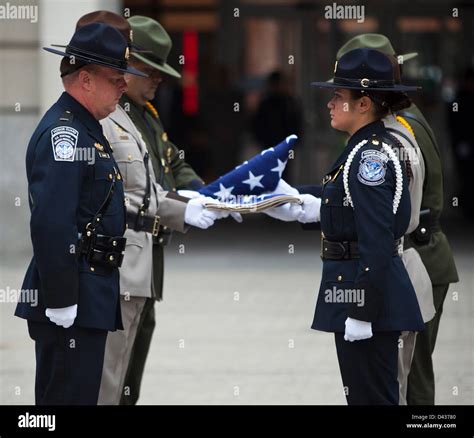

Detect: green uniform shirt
400,104,458,285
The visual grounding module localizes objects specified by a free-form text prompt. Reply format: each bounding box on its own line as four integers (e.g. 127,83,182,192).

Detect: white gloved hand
271,179,300,196
177,190,203,199
184,197,227,229
344,317,373,342
45,304,77,328
264,202,304,222
297,194,322,223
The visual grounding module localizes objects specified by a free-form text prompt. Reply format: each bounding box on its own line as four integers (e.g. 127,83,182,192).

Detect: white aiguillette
204,194,302,214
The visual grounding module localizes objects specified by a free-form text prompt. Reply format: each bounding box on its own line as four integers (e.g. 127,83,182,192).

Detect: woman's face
326,88,358,133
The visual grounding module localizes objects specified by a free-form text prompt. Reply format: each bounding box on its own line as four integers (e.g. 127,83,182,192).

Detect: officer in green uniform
118,16,205,405
335,34,459,405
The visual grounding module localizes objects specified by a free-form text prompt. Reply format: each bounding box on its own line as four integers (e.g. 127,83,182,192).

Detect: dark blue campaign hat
311,48,418,92
199,135,298,200
43,22,147,77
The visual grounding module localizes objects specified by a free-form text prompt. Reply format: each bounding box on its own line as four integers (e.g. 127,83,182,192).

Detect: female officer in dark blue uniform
306,48,425,405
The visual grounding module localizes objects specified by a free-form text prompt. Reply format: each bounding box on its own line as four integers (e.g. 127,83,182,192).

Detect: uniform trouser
120,297,156,405
98,296,146,405
27,320,107,405
398,331,417,405
407,283,450,405
335,331,400,405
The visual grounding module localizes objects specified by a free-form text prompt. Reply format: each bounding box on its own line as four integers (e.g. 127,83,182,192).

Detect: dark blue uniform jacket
312,120,424,332
16,92,126,331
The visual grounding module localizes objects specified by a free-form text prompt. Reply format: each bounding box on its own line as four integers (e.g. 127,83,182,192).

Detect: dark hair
349,89,411,118
60,56,88,78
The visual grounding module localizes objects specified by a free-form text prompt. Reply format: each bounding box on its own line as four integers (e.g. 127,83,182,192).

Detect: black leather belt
126,212,160,236
321,238,402,260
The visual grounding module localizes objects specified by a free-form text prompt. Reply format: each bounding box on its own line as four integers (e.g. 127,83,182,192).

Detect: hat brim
131,52,181,78
401,52,418,62
43,47,148,77
51,42,151,54
311,81,419,92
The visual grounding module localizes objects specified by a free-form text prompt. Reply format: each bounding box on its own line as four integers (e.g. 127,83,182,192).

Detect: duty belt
155,226,173,246
78,231,126,268
126,211,160,236
321,238,402,260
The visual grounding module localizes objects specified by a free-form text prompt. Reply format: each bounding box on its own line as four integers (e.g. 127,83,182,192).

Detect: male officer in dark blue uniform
15,23,147,405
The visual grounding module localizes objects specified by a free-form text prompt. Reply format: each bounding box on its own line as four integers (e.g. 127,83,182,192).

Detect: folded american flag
199,135,298,201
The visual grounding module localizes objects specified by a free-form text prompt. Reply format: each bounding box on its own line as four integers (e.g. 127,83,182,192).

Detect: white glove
297,194,321,223
177,190,202,199
180,191,243,224
264,202,304,222
271,179,300,196
184,197,227,229
45,304,77,328
344,317,373,342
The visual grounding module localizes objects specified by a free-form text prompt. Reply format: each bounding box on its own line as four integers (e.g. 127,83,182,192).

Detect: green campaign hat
128,15,181,78
337,33,418,62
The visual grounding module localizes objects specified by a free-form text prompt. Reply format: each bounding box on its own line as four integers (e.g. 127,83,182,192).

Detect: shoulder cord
342,139,403,215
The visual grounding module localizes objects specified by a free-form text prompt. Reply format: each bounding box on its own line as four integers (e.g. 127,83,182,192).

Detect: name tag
99,152,110,159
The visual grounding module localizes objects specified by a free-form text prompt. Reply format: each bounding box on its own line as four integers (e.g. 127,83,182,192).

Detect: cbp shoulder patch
357,149,388,186
51,126,78,162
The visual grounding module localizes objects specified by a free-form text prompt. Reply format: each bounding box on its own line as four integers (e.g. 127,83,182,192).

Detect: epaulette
58,109,74,124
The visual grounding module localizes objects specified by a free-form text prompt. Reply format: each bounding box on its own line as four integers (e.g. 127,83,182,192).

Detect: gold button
158,238,164,244
140,211,145,216
365,267,370,272
112,240,117,247
90,266,95,272
337,275,343,281
108,173,113,180
163,226,167,231
128,154,132,161
117,174,121,180
325,198,329,204
86,231,91,237
324,247,328,251
162,132,168,142
109,255,114,261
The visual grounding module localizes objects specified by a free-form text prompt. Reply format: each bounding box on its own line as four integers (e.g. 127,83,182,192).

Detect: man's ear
78,69,93,91
358,95,372,115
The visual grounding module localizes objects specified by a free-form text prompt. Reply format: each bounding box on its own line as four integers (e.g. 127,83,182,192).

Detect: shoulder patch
51,126,78,162
357,149,388,186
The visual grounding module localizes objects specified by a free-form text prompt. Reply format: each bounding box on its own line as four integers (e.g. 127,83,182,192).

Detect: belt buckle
152,216,160,237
